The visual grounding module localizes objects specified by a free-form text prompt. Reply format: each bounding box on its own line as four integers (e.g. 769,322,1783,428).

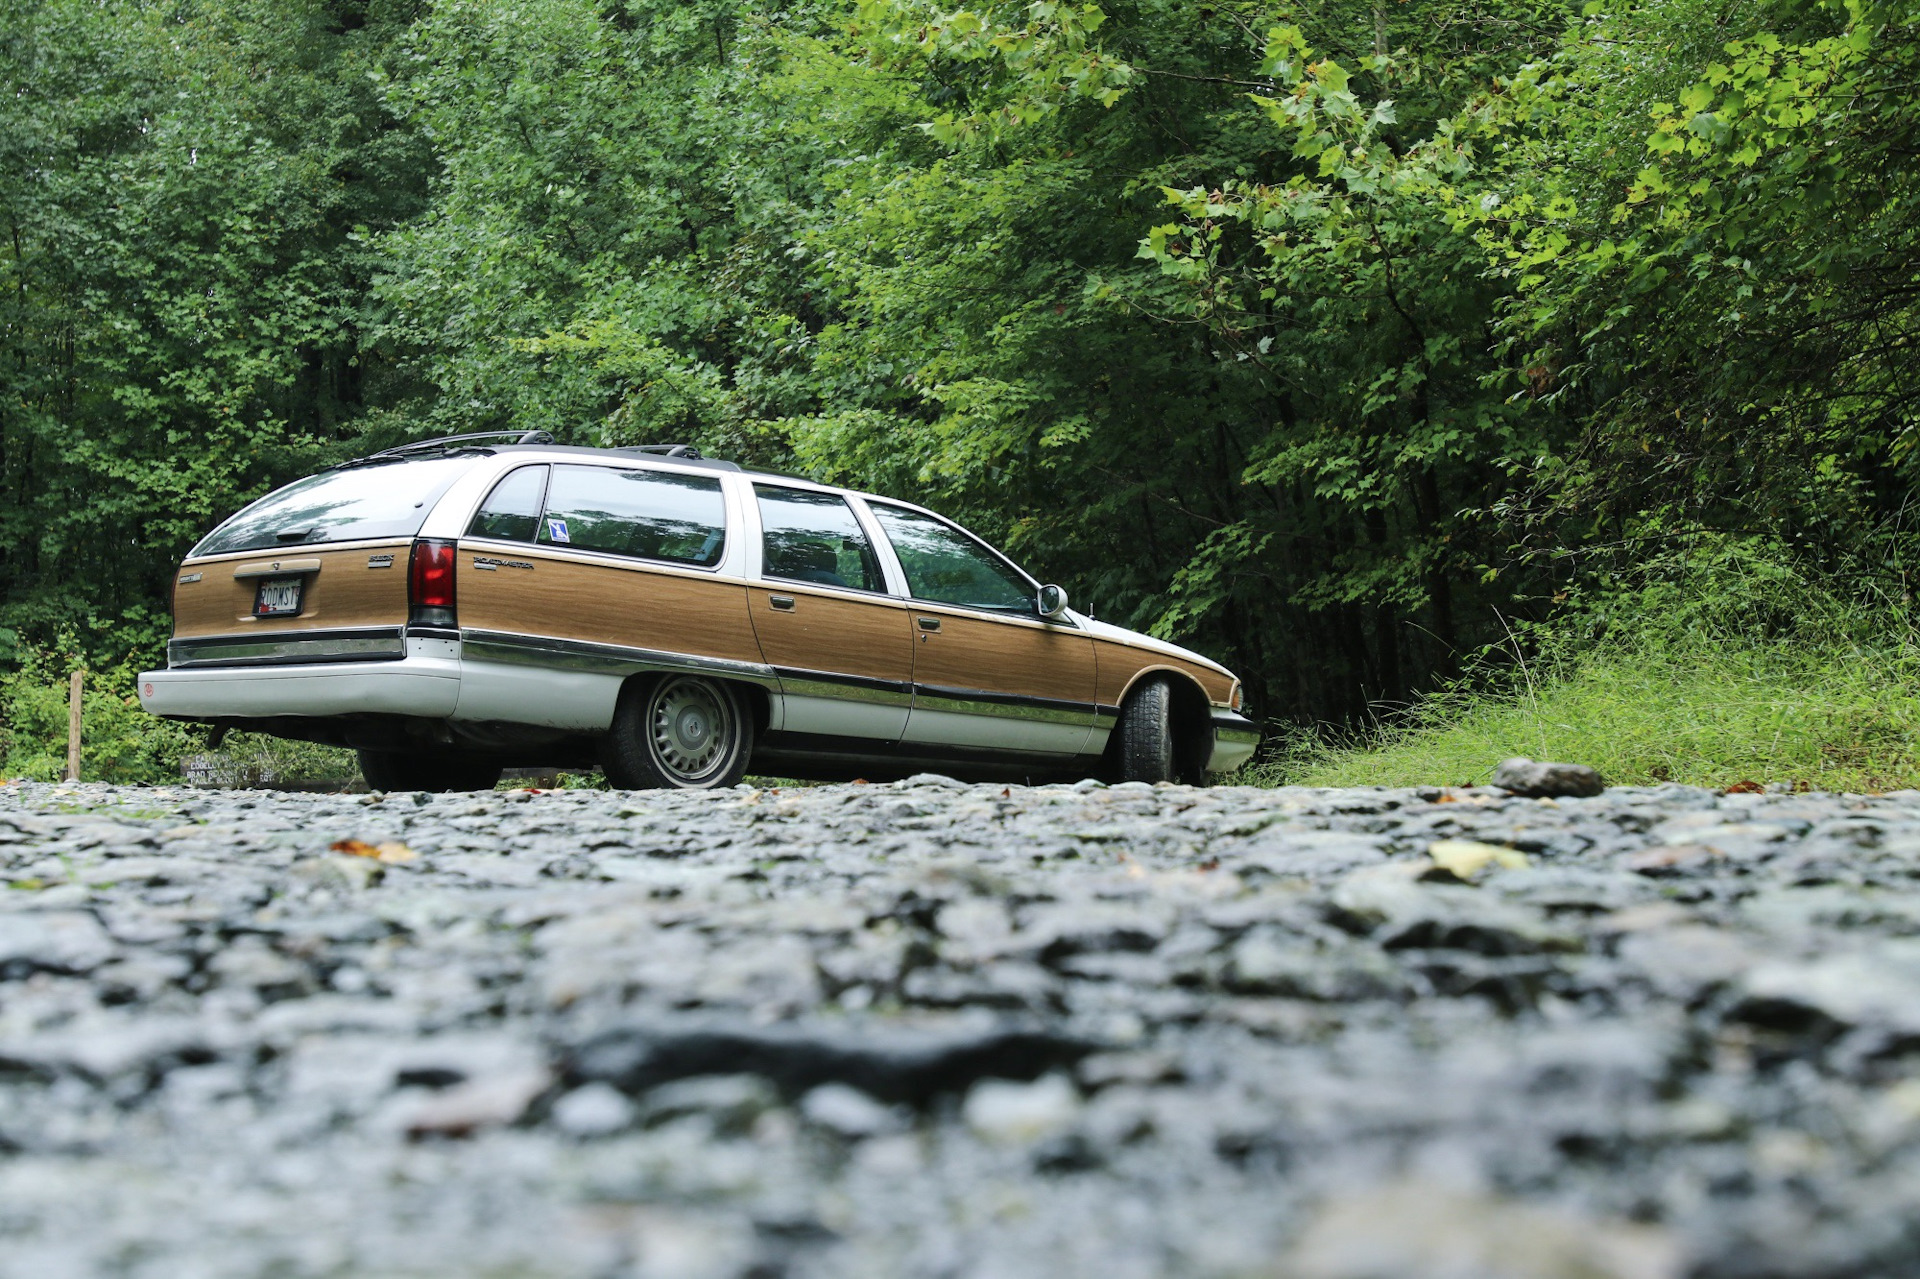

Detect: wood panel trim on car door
746,581,916,739
901,603,1099,753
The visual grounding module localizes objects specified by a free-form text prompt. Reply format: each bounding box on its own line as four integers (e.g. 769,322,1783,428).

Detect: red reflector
408,539,456,610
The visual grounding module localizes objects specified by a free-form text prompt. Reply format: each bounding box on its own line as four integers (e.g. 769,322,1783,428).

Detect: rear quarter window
192,458,473,557
536,465,727,566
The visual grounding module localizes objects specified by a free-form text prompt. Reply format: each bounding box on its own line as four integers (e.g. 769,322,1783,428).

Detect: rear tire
357,749,501,793
602,674,753,790
1116,677,1176,783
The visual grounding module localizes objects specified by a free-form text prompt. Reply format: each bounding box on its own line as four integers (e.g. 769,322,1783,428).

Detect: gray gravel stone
4,778,1920,1276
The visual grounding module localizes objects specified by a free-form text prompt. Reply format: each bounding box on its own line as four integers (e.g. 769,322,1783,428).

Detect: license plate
253,576,304,617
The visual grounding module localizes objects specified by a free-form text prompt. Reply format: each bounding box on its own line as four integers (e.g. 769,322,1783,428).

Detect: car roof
337,435,957,530
484,443,943,517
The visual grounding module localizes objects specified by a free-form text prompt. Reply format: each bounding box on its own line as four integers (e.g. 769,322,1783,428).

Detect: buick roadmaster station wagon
138,433,1261,792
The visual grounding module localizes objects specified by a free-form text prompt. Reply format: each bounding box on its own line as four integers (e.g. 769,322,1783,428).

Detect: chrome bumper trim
167,627,406,669
139,641,461,721
1208,710,1261,774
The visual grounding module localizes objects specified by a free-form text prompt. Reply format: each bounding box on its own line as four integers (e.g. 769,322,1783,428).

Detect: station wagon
138,433,1260,790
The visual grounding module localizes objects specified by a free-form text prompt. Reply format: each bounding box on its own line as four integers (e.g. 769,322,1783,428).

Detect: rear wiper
275,529,318,543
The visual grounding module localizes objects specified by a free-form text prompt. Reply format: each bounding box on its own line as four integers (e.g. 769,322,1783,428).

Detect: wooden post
66,670,82,782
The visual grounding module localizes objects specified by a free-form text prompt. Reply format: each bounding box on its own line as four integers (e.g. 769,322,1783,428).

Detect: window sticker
547,517,571,544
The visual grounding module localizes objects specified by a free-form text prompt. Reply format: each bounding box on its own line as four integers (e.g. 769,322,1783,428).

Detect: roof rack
616,444,704,459
363,430,556,460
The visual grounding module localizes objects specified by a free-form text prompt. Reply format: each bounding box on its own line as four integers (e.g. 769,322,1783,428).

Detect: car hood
1068,612,1232,678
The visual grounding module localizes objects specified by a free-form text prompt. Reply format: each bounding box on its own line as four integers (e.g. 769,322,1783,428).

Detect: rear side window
537,465,726,566
467,466,549,542
755,486,884,593
870,504,1033,614
192,458,472,557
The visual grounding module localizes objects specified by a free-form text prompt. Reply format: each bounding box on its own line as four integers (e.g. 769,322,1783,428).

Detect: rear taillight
408,538,457,629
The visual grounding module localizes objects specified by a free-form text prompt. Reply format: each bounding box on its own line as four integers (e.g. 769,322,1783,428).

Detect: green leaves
851,0,1137,145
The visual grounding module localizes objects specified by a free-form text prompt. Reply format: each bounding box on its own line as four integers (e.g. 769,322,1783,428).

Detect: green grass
1263,637,1920,794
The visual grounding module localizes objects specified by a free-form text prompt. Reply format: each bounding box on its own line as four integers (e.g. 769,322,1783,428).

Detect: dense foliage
4,0,1916,755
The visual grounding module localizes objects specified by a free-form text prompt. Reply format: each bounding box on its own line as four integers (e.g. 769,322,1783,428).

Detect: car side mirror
1037,583,1069,620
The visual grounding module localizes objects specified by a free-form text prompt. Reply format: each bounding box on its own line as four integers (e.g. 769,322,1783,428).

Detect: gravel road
4,777,1920,1279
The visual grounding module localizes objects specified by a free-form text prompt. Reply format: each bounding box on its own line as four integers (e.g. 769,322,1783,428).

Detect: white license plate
254,576,304,616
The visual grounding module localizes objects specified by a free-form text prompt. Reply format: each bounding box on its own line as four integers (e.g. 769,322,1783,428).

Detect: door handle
917,616,941,632
769,595,796,611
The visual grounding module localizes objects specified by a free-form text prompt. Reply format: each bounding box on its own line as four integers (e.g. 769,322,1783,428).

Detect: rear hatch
168,457,473,668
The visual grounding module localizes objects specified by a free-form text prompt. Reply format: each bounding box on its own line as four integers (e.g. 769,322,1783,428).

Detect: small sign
547,517,571,544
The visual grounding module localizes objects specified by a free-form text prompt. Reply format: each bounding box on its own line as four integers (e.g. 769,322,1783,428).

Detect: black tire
1116,677,1176,783
602,674,753,790
357,749,501,793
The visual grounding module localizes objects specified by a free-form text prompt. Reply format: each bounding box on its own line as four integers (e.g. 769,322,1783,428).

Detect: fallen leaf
1427,839,1530,880
330,838,417,864
1723,780,1765,795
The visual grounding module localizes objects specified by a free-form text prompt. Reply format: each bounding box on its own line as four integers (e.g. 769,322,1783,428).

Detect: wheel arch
1108,665,1214,784
610,669,772,739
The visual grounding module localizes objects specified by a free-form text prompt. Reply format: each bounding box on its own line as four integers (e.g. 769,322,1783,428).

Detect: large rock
1492,757,1605,798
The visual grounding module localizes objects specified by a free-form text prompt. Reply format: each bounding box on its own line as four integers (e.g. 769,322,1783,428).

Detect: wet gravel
4,777,1920,1278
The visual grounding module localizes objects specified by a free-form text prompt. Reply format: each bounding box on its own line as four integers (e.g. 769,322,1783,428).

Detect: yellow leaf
1427,839,1530,880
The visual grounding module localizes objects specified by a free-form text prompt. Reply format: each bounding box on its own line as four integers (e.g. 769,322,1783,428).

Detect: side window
537,465,727,567
755,486,884,593
466,465,549,542
870,504,1033,614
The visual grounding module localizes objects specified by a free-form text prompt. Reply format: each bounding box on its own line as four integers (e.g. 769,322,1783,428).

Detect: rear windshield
192,458,472,557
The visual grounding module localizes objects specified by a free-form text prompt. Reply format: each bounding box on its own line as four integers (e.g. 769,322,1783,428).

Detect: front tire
357,750,502,793
602,675,753,790
1115,677,1176,784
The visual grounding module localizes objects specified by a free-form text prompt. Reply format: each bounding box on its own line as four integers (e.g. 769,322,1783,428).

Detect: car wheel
357,749,501,793
603,674,753,789
1115,677,1176,784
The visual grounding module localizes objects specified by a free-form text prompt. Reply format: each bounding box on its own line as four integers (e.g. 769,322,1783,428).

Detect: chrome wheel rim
647,677,735,784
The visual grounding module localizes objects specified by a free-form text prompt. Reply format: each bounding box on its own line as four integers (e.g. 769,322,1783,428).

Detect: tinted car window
467,465,549,542
870,504,1032,613
537,465,726,566
192,458,471,557
756,486,884,593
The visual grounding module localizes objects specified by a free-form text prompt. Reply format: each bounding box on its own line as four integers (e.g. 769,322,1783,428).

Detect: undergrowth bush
1259,536,1920,793
0,649,203,783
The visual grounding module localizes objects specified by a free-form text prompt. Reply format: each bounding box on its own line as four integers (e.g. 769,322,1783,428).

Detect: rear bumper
1208,710,1261,774
138,639,462,721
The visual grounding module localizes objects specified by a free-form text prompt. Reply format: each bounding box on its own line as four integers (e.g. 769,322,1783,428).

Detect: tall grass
1264,536,1920,793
